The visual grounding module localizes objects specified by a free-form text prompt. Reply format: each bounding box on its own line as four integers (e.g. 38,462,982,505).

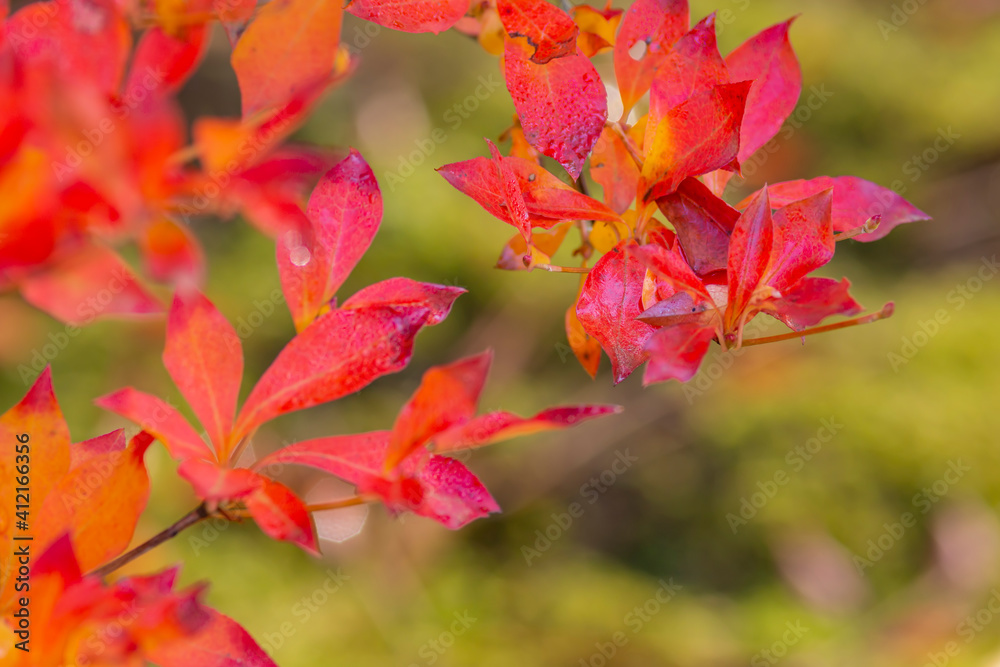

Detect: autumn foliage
0,0,926,663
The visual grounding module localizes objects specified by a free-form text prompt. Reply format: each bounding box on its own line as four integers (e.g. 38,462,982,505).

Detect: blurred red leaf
244,477,319,555
94,387,213,461
345,0,469,34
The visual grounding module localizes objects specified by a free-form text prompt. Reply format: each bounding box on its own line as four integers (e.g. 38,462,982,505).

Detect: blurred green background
3,0,1000,665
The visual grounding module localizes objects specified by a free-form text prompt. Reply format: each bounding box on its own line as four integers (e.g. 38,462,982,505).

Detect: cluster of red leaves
436,0,931,384
0,0,351,323
0,147,617,662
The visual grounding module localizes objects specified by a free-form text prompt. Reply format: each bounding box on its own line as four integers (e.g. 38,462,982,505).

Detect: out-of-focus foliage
1,0,998,665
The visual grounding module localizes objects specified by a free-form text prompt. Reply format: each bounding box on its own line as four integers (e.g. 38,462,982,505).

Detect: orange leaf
244,477,318,554
566,275,601,378
231,0,344,116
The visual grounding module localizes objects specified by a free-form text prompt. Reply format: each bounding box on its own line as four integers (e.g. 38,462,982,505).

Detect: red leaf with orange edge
656,176,738,275
234,287,462,439
278,149,382,331
126,25,209,99
643,322,715,384
640,80,751,202
95,387,212,461
34,430,151,573
503,37,607,179
590,126,640,215
340,278,464,324
496,0,578,64
487,138,532,242
384,351,492,470
576,243,657,384
767,277,862,331
177,459,263,500
163,290,243,456
431,404,622,451
725,18,801,163
646,14,728,112
746,175,930,241
613,0,689,115
346,0,469,34
231,0,344,116
18,245,163,325
438,149,620,229
244,477,319,555
765,188,835,294
255,432,390,492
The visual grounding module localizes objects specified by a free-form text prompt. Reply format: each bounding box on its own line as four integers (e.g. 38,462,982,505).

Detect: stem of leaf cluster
740,303,895,348
305,496,368,513
89,504,211,580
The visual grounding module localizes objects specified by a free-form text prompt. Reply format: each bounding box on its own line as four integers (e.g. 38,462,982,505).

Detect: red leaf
750,175,930,241
438,149,620,229
278,149,382,331
148,608,278,667
95,387,213,461
725,186,774,330
629,242,711,302
19,245,164,325
126,25,209,99
431,404,622,451
576,243,657,384
655,176,738,275
487,138,532,242
640,81,752,202
340,278,465,325
6,0,131,93
234,289,461,439
231,0,344,116
385,351,492,471
345,0,469,34
590,126,640,215
178,459,263,501
725,18,801,163
648,14,728,111
245,477,319,555
613,0,689,115
643,322,715,384
411,455,499,529
256,432,390,491
163,291,243,457
497,0,578,64
504,38,607,179
765,188,835,294
767,277,862,330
